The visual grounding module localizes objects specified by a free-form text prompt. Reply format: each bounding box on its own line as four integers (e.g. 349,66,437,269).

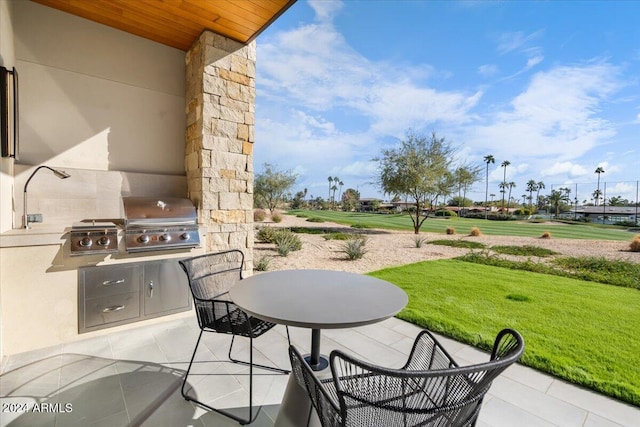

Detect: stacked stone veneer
185,31,255,272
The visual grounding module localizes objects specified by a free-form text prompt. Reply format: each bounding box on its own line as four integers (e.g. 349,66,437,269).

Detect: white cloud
497,30,545,54
526,55,544,69
540,161,589,178
258,18,480,136
465,61,622,160
309,0,344,22
478,64,499,77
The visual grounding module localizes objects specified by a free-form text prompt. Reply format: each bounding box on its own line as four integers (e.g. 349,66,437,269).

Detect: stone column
185,31,255,273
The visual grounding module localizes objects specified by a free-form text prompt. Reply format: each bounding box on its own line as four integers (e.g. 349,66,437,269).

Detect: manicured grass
369,259,640,406
289,210,634,241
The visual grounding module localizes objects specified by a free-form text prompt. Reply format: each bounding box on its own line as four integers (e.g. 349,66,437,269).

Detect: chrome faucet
23,166,70,229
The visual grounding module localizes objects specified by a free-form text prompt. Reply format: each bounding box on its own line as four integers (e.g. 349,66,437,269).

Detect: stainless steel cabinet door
143,259,190,316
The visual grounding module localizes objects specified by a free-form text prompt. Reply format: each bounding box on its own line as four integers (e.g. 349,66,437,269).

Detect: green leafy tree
483,154,495,218
454,164,482,215
374,131,457,234
254,163,297,214
341,188,360,211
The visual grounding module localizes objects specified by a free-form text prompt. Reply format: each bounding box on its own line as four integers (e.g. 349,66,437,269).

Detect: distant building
570,206,638,223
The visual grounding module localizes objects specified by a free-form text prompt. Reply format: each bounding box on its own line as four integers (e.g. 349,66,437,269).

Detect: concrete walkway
1,315,638,426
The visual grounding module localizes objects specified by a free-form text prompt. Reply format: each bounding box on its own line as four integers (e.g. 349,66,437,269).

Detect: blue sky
254,0,640,203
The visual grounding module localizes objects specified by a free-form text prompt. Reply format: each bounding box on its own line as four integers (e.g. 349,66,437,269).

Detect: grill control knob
79,237,92,247
97,236,110,246
180,233,190,241
160,234,171,242
138,235,150,244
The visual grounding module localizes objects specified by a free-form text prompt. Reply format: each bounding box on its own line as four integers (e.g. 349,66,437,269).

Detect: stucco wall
11,1,186,175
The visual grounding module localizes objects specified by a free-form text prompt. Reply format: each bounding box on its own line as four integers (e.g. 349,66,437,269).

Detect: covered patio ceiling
31,0,296,51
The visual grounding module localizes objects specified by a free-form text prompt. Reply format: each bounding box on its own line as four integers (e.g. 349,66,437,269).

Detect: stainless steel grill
122,197,200,253
69,221,118,256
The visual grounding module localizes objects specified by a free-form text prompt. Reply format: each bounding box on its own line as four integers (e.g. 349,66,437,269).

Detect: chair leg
182,330,258,425
228,334,291,374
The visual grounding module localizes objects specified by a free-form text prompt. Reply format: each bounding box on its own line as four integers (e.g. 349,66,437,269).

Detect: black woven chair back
290,328,524,427
179,250,245,333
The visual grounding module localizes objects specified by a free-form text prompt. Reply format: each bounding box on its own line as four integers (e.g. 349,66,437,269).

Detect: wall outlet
27,213,43,223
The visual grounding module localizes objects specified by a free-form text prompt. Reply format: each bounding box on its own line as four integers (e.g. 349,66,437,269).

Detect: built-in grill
122,197,200,253
69,197,200,255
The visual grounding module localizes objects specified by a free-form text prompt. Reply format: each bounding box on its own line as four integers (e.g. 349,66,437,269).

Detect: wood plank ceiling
31,0,296,51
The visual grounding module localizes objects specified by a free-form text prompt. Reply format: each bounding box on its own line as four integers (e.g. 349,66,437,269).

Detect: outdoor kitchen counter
0,226,68,248
0,227,206,357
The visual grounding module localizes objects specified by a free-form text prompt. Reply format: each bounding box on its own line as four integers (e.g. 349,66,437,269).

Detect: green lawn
368,259,640,406
289,210,636,241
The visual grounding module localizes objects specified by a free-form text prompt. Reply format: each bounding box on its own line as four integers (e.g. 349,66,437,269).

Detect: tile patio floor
1,315,638,427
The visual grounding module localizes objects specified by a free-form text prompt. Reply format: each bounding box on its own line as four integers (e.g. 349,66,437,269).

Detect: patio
1,315,638,427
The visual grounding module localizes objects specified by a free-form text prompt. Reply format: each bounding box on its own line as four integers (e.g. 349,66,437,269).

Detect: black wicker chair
289,328,524,427
179,249,290,425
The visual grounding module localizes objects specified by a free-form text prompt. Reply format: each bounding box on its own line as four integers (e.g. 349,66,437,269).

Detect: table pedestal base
304,355,328,371
275,353,329,427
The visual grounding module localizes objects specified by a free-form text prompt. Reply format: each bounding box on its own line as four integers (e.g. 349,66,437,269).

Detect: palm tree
506,182,516,209
332,176,340,206
594,166,605,206
483,155,495,219
500,160,510,209
327,176,332,202
535,181,545,210
526,179,538,211
547,189,569,218
338,180,344,202
498,182,507,211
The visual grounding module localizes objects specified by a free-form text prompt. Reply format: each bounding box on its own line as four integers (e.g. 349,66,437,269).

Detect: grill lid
122,197,197,226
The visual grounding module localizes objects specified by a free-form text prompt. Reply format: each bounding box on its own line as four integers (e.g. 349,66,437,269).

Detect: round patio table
229,269,408,426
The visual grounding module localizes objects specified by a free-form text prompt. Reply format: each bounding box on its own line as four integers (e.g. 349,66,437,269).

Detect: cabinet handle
102,279,125,286
103,305,125,313
148,281,154,298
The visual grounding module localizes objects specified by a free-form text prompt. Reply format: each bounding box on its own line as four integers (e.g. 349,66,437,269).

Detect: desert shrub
324,232,355,241
254,255,271,271
256,226,278,243
412,235,428,248
631,235,640,252
253,209,267,222
351,223,371,229
434,209,457,217
552,256,640,289
446,227,456,235
615,220,638,227
429,239,485,249
271,212,283,223
306,217,325,223
540,231,552,239
341,236,368,260
290,227,326,234
273,229,302,256
487,214,515,221
491,245,559,257
470,227,482,237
